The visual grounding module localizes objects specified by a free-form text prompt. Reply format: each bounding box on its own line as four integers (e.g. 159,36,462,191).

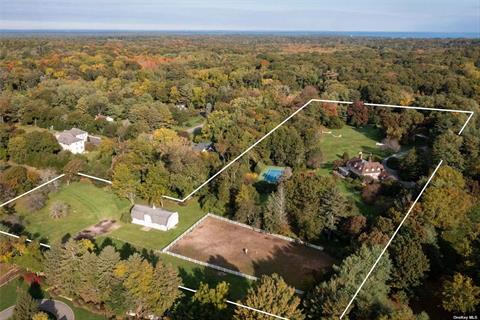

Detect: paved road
185,122,204,134
0,299,75,320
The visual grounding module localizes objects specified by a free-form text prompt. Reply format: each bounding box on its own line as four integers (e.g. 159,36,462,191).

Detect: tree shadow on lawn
97,236,159,265
352,125,383,141
178,257,251,301
0,219,51,246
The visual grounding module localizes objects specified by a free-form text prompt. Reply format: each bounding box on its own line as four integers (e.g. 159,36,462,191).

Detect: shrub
23,192,47,212
50,201,70,219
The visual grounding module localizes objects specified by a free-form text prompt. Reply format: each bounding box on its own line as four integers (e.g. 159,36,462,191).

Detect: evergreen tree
262,184,288,234
234,274,304,320
399,148,421,181
77,251,102,304
12,288,38,320
305,245,391,319
96,245,121,302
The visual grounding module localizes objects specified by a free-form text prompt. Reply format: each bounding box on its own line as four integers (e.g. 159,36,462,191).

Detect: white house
130,204,179,231
55,128,88,154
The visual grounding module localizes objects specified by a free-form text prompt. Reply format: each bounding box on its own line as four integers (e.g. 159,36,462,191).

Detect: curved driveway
0,299,75,320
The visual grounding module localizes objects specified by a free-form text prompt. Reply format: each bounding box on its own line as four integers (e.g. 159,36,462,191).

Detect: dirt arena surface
169,216,336,289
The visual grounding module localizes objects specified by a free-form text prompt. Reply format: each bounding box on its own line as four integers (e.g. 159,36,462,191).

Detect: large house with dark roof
130,204,179,231
55,128,88,154
344,152,387,180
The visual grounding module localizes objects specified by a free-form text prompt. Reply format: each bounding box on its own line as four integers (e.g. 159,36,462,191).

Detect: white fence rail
162,213,210,252
162,250,258,281
207,213,324,251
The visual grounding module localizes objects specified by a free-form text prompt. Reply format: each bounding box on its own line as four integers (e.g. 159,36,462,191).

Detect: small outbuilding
130,204,179,231
192,141,214,153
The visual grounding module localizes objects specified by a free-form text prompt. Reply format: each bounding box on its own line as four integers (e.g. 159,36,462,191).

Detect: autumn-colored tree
442,273,480,313
235,184,260,227
175,282,230,319
63,158,86,184
32,312,49,320
112,163,140,203
115,254,182,317
234,274,304,320
347,101,369,127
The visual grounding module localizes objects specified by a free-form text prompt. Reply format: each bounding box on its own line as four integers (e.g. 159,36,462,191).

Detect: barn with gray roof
130,204,179,231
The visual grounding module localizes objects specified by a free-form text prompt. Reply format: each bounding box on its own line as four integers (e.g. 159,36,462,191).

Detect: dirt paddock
168,216,336,289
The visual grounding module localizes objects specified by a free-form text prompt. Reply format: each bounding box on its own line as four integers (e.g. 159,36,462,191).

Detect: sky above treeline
0,0,478,33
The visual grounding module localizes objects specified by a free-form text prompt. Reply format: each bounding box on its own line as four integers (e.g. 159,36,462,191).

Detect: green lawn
106,200,207,250
319,125,385,164
18,182,207,251
18,182,130,243
316,125,386,217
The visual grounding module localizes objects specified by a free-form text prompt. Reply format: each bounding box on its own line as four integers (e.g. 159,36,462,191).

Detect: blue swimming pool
262,168,285,183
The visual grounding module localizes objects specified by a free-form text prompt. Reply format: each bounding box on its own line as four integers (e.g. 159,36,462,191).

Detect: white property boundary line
0,174,65,208
162,98,474,202
178,285,290,320
0,173,112,208
339,160,443,319
0,232,288,320
0,100,474,319
77,172,112,184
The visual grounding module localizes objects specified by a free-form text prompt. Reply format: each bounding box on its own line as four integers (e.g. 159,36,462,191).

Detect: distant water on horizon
0,30,478,39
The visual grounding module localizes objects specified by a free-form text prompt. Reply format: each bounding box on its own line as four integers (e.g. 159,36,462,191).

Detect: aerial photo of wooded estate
0,1,479,320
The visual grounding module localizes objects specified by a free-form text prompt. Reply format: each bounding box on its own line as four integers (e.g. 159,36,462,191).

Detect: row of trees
4,232,477,319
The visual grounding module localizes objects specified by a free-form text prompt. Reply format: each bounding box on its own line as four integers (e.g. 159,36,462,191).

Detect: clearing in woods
168,215,336,290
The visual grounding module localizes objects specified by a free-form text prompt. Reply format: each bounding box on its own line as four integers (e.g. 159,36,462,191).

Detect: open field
106,199,206,250
168,216,335,289
17,182,207,250
18,182,130,242
316,125,385,175
320,125,384,161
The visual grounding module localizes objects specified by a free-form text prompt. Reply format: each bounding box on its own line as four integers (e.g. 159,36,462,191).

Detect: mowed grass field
105,199,206,250
317,125,385,175
18,182,130,242
17,182,207,250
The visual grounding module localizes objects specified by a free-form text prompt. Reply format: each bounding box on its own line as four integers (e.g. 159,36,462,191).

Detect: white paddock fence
162,213,210,252
207,213,324,251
